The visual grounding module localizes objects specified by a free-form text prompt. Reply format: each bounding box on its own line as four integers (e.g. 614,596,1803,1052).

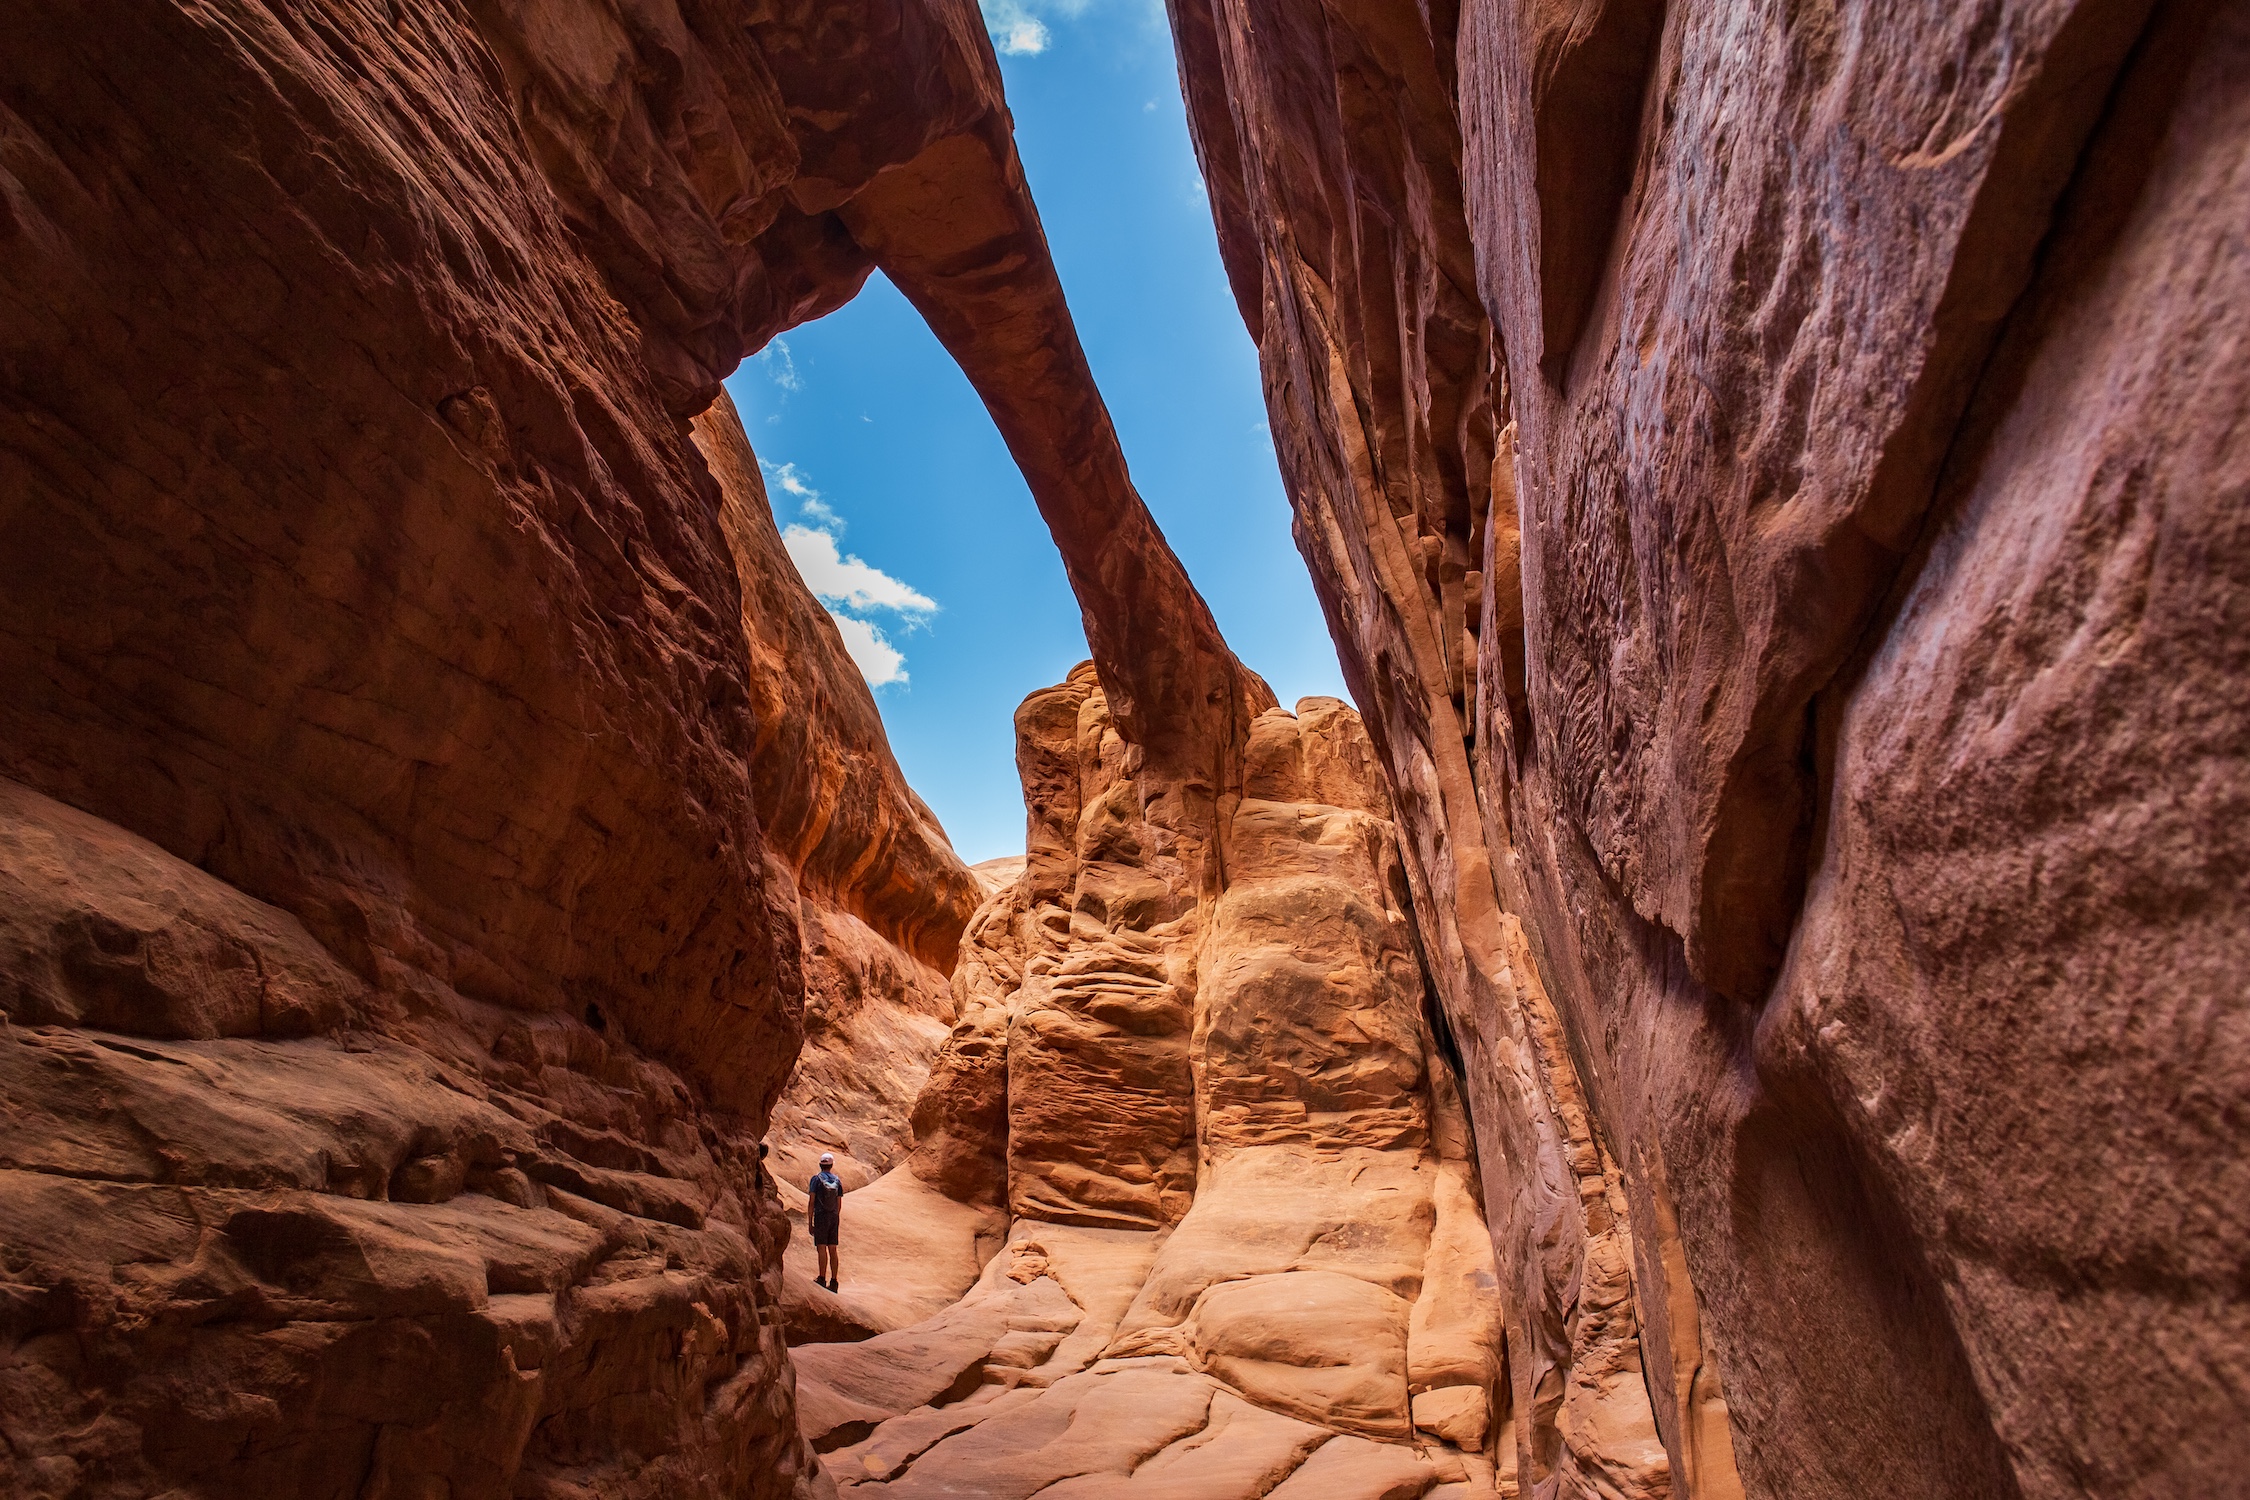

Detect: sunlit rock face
0,373,967,1498
7,0,2239,1491
0,0,1128,1493
794,670,1517,1494
1166,0,2250,1495
695,391,982,1199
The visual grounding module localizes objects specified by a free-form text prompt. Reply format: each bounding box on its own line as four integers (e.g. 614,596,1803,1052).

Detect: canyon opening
0,1,2244,1499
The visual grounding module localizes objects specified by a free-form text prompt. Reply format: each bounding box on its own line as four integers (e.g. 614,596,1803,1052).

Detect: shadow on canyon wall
0,0,2243,1497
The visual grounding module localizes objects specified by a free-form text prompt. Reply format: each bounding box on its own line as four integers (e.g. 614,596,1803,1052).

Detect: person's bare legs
817,1243,838,1289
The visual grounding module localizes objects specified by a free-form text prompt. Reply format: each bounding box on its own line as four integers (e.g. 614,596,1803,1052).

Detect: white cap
819,1152,835,1166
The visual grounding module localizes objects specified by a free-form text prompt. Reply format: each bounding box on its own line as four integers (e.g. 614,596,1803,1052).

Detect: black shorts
812,1227,838,1247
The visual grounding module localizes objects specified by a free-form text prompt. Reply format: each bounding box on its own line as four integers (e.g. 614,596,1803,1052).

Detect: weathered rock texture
0,0,1237,1494
1166,0,2250,1495
696,390,978,1195
0,777,817,1497
794,674,1515,1496
10,0,2241,1491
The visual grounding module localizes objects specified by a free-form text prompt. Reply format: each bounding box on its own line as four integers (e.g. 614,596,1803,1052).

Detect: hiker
808,1152,844,1292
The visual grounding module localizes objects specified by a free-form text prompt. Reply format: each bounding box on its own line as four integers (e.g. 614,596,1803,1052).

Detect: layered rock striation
696,391,979,1196
0,775,817,1496
1166,0,2250,1494
0,0,1234,1494
4,0,2240,1494
792,670,1514,1496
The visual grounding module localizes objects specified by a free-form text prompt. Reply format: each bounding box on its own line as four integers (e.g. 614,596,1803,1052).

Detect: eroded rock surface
0,0,1229,1494
0,779,815,1497
6,0,2239,1493
697,390,978,1197
794,675,1510,1497
1166,0,2250,1494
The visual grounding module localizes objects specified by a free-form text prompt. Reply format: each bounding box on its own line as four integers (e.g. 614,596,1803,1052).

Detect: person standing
808,1152,844,1292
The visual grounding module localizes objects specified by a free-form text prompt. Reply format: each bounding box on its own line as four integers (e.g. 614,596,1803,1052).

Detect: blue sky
723,0,1346,865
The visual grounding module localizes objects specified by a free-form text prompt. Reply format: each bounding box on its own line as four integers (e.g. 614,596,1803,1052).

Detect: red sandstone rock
12,0,2233,1492
0,780,813,1497
0,0,1237,1492
696,391,979,1196
1167,0,2250,1494
802,677,1506,1493
0,0,842,1477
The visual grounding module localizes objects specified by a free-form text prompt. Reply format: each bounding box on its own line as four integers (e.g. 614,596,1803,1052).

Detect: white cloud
783,525,938,618
759,459,846,530
755,336,801,391
761,458,816,500
977,0,1119,57
976,0,1158,57
759,459,934,688
826,612,909,686
985,0,1050,55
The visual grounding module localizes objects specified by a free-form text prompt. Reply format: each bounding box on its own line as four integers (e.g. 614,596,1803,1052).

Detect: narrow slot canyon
776,665,1513,1496
0,2,2243,1500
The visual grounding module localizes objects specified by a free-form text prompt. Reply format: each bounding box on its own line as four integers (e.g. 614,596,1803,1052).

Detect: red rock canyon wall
1166,0,2249,1495
3,0,2241,1494
0,0,1244,1494
792,671,1517,1494
695,391,978,1196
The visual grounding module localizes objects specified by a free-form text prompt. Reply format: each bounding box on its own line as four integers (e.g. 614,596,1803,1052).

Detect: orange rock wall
0,775,820,1497
696,392,979,1194
1166,0,2250,1495
800,672,1512,1491
0,0,1209,1494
